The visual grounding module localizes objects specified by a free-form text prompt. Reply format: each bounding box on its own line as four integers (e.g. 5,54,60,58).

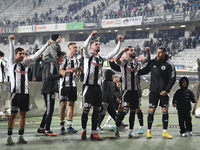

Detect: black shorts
82,84,102,108
60,87,77,102
122,90,140,110
11,93,30,113
149,91,169,108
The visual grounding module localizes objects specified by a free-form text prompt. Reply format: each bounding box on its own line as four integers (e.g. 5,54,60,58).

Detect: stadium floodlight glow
170,26,175,28
180,25,186,27
107,30,111,32
146,28,150,30
79,32,83,34
136,28,142,30
114,30,118,32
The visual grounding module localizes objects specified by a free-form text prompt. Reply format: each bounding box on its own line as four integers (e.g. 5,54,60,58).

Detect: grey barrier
0,81,199,117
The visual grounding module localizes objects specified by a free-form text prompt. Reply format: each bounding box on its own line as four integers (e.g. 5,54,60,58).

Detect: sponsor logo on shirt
91,61,101,67
15,70,27,74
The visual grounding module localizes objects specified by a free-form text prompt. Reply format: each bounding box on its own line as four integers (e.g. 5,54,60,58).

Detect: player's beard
95,49,100,53
129,54,135,59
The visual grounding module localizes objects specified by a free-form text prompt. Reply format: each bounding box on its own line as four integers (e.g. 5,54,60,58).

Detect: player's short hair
90,39,99,46
68,42,76,47
62,51,66,55
0,51,4,57
15,47,25,54
57,51,65,57
25,52,29,56
127,46,133,48
158,46,167,53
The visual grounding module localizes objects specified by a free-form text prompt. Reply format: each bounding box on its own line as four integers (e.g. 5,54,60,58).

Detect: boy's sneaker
137,127,144,134
44,130,57,136
60,127,66,134
37,128,45,133
186,131,193,136
7,137,14,145
104,123,112,128
162,131,173,139
147,130,152,138
17,136,28,144
114,127,120,137
107,126,115,132
90,133,103,140
81,130,87,140
181,133,187,137
97,125,104,130
67,126,78,133
129,131,139,138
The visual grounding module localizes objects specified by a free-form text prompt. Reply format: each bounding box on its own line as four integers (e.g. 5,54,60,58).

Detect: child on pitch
172,77,197,137
104,81,122,128
97,69,117,130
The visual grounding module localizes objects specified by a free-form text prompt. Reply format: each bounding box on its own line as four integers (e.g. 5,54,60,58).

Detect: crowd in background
2,0,200,28
164,0,200,13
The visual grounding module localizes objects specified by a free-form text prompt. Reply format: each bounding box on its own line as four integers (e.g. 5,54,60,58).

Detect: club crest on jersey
161,66,166,70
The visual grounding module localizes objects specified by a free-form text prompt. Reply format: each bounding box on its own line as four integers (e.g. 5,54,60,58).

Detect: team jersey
82,35,122,86
120,58,142,91
83,54,104,85
60,55,79,87
9,39,48,94
0,58,9,82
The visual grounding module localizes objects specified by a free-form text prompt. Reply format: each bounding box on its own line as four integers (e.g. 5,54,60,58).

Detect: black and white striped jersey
9,39,48,94
120,58,142,91
60,55,79,88
0,57,9,82
83,54,104,85
82,35,122,86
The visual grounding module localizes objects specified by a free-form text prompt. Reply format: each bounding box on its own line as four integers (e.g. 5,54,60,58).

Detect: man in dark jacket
138,46,176,139
37,51,65,136
172,77,197,137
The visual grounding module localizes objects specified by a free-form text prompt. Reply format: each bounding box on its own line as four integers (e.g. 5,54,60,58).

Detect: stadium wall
0,81,199,117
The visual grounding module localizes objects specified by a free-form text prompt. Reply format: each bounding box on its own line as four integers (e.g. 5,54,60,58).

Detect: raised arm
24,41,51,67
103,35,124,60
115,47,129,65
83,30,98,58
141,47,151,64
8,35,15,65
109,58,121,72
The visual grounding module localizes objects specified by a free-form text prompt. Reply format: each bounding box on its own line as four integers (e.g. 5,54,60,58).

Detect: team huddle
2,31,197,145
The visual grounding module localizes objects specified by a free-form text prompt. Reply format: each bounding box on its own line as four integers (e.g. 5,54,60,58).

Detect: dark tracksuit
98,70,117,126
40,58,62,131
172,77,196,134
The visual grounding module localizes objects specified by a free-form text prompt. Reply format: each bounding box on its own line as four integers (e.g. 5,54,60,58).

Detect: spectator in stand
135,45,141,56
192,38,197,48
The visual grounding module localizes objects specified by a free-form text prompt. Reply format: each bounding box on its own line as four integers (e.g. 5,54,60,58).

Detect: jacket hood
50,39,57,44
104,69,115,81
179,76,189,89
44,57,57,63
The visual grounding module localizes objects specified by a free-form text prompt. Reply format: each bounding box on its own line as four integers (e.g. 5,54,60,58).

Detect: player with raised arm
7,35,51,145
81,30,124,140
114,46,150,138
